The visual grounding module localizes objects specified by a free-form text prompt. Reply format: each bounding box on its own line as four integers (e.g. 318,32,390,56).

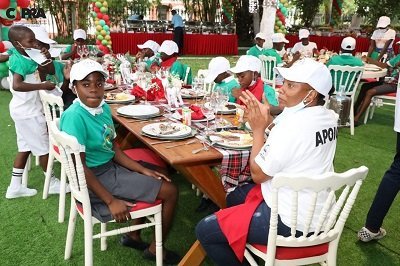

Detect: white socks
10,168,24,189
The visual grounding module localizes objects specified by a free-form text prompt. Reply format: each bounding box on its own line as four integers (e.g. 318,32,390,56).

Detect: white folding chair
39,90,68,223
196,69,215,95
49,122,163,266
328,65,364,135
364,78,399,124
259,55,277,89
244,166,368,266
184,65,191,85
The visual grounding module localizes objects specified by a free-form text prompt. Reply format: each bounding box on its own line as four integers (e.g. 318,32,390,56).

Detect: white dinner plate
104,83,116,91
209,131,253,150
104,94,135,104
142,122,192,138
117,105,160,117
181,89,206,98
171,112,215,122
205,102,237,114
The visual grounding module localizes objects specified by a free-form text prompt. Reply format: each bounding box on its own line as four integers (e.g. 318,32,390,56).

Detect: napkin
131,77,165,101
178,105,205,120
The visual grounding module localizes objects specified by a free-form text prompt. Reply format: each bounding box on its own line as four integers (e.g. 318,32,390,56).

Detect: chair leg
244,249,259,266
83,214,94,266
155,211,163,266
43,151,55,200
58,166,66,223
364,105,370,124
64,201,77,260
370,101,376,119
35,155,39,166
100,223,107,251
350,102,354,136
22,160,29,187
27,154,32,171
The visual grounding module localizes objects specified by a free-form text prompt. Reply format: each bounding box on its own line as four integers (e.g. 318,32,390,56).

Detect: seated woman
354,54,400,125
157,40,192,84
195,59,338,265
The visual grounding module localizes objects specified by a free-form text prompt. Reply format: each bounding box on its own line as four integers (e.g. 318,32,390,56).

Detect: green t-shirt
46,61,65,86
8,48,38,79
170,61,192,85
264,84,279,106
387,54,400,81
326,54,364,93
60,101,116,168
263,48,283,65
214,77,240,103
247,45,264,58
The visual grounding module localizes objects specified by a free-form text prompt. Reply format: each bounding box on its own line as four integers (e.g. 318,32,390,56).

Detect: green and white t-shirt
214,76,240,103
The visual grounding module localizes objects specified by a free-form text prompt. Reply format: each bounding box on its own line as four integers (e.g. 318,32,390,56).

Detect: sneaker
358,226,387,242
48,177,71,194
6,185,37,199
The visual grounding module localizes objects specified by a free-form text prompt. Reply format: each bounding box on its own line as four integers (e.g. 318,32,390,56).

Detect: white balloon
3,41,13,50
1,77,10,90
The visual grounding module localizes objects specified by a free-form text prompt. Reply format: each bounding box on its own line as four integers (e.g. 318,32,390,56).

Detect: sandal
120,234,149,251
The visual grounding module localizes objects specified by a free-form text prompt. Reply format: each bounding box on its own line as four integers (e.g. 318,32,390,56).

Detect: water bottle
328,85,351,126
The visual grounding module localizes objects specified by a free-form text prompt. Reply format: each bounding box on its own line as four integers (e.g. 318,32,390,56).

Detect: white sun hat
73,29,87,40
275,58,332,96
254,32,266,40
299,29,310,39
137,40,160,54
69,59,108,87
376,16,391,28
272,33,289,43
341,37,356,50
204,57,231,83
230,55,262,73
159,40,179,55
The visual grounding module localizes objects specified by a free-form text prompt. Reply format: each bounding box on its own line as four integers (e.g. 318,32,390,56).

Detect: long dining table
111,103,229,265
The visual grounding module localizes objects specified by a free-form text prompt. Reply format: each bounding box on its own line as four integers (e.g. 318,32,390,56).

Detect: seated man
291,29,318,57
196,59,338,265
204,56,240,103
246,32,266,58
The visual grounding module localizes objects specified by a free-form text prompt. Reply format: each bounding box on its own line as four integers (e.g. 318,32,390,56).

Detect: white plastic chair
184,65,191,85
196,69,215,95
39,90,68,223
328,65,364,135
244,166,368,266
259,55,277,89
48,122,163,266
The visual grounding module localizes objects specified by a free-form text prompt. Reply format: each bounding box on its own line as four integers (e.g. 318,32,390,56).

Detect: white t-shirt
255,106,338,232
291,42,318,56
9,71,44,121
394,85,400,133
371,29,396,49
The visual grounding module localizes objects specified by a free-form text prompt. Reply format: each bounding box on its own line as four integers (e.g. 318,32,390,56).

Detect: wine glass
216,90,229,131
138,76,149,104
76,45,84,60
200,96,214,135
82,45,89,58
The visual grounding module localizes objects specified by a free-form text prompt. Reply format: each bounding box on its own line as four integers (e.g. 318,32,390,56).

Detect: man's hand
142,168,171,182
108,198,132,223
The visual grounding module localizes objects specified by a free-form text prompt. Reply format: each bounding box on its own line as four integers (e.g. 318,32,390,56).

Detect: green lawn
0,58,399,265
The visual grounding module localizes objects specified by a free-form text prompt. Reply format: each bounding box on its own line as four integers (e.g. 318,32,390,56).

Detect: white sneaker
48,177,71,194
6,185,37,199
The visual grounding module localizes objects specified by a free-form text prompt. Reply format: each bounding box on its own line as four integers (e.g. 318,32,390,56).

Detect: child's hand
40,47,51,59
41,81,56,91
108,198,132,223
142,168,171,182
231,88,242,99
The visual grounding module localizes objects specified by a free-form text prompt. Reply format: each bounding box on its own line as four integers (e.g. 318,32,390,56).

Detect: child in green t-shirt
5,25,64,199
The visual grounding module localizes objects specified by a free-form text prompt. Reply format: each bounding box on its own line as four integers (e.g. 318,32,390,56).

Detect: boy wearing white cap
61,29,103,60
263,33,289,65
230,55,278,107
61,59,181,264
291,29,318,57
246,32,266,58
136,40,160,72
327,37,364,67
158,40,192,84
368,16,396,61
196,59,338,265
204,57,239,102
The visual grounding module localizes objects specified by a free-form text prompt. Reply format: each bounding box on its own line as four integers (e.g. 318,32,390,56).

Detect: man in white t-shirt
291,29,318,57
357,81,400,242
195,59,338,265
368,16,396,61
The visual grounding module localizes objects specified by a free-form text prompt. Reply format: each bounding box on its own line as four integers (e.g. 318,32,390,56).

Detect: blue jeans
195,184,291,266
366,133,400,231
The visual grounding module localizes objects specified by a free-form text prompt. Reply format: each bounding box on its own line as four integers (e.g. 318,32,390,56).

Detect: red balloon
0,0,10,9
17,0,30,8
94,7,100,13
0,42,5,53
103,14,109,21
96,40,101,45
0,18,13,26
97,13,103,19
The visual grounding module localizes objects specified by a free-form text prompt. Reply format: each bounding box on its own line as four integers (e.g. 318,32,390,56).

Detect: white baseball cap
69,59,108,87
272,33,289,43
299,29,310,39
73,29,87,40
255,32,265,40
27,24,56,44
230,55,262,73
137,40,160,54
376,16,390,28
275,58,332,96
341,37,356,50
204,57,231,83
159,40,179,55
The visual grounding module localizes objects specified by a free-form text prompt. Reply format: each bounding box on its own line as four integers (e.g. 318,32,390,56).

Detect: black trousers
173,27,184,54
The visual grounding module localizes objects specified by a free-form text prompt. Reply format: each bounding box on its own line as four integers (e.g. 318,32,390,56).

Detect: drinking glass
76,45,84,60
200,96,214,135
82,45,89,58
138,76,149,104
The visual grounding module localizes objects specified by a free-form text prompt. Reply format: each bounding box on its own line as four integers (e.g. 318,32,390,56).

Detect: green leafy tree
293,0,324,27
355,0,400,25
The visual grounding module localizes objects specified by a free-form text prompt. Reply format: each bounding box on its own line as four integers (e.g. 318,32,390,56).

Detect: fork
165,139,197,149
191,141,217,154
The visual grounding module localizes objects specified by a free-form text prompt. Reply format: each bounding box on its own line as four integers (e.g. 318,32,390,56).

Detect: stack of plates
364,64,382,72
105,94,135,104
117,105,161,120
205,102,237,114
141,122,195,140
181,89,206,99
208,131,253,150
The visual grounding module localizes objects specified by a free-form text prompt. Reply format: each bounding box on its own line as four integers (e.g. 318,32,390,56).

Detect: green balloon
97,35,104,40
99,19,106,26
1,27,9,41
0,62,9,73
102,39,108,45
95,1,102,8
91,12,97,18
103,25,109,31
100,7,108,13
276,20,282,26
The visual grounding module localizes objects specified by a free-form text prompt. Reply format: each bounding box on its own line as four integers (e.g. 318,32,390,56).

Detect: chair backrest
259,55,277,89
265,166,368,265
197,69,208,79
328,65,364,99
39,90,64,124
183,65,192,85
48,121,91,210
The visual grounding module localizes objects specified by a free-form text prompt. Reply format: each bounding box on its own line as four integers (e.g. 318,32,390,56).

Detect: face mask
249,72,257,87
274,90,313,125
24,48,52,66
74,89,105,116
